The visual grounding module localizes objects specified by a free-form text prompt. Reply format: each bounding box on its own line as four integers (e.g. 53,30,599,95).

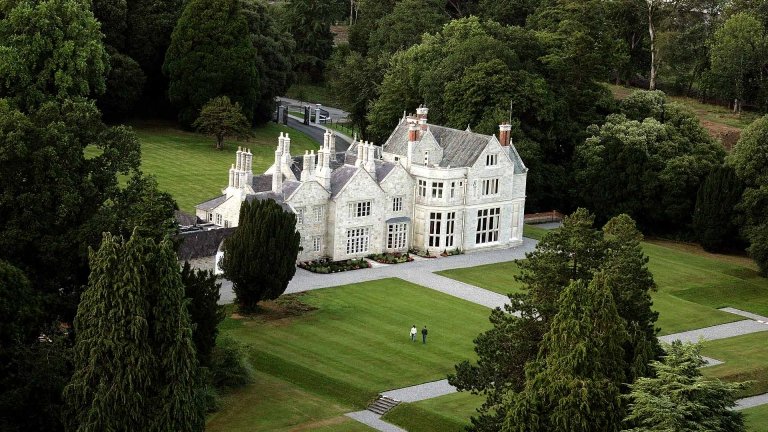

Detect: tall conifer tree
64,232,203,432
221,199,301,312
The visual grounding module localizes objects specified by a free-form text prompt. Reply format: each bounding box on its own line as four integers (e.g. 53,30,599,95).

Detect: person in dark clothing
421,326,428,344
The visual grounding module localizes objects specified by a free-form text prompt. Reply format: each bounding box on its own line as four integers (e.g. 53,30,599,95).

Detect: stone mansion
195,107,528,262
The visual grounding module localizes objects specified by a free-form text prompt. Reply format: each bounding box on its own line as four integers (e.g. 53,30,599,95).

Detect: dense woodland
1,0,768,431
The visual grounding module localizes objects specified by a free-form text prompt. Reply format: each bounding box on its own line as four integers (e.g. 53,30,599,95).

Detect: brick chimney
499,123,511,147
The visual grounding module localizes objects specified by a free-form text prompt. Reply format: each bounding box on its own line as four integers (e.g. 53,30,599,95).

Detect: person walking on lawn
422,326,428,344
410,325,417,342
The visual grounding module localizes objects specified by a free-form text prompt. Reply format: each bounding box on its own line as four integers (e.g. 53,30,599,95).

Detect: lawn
129,120,318,213
207,370,374,432
219,278,492,415
523,223,550,240
382,391,482,432
435,235,767,335
701,332,768,398
744,404,768,432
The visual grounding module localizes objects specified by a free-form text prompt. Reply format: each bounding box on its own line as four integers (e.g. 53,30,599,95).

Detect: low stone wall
175,227,235,261
524,210,564,224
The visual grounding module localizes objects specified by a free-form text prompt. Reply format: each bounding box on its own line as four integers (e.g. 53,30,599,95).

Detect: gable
286,179,330,203
333,168,384,201
471,137,515,172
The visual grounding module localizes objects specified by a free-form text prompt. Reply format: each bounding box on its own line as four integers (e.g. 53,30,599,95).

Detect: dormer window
486,154,498,166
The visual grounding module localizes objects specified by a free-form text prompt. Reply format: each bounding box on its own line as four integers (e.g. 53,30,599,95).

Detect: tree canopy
221,199,301,312
193,96,252,150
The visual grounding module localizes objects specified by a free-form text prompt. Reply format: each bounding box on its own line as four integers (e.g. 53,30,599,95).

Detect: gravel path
658,319,768,344
735,393,768,411
719,307,768,323
345,411,407,432
382,380,457,403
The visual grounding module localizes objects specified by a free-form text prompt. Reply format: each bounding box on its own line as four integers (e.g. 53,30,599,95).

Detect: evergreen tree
283,0,334,82
602,214,660,383
693,166,745,252
181,261,224,367
164,0,259,126
63,232,204,432
504,273,628,432
622,341,747,432
220,199,301,312
0,0,108,111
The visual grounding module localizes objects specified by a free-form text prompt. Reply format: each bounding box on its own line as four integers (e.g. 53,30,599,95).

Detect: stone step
367,395,400,415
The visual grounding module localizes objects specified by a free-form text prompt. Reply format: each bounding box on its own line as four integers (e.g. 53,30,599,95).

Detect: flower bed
408,248,437,258
367,252,413,264
298,257,370,274
440,248,463,257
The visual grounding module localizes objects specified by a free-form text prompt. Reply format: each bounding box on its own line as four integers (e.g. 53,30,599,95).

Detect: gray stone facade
196,107,527,261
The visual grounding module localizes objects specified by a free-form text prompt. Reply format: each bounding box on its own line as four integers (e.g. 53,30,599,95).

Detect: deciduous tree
193,96,252,150
220,199,301,313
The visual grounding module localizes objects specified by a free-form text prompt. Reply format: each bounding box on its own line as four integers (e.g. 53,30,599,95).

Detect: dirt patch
229,293,318,323
331,25,348,45
700,120,741,150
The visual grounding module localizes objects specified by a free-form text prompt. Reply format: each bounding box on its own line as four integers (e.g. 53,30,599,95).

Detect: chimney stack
364,142,376,178
499,123,511,147
272,139,283,192
301,150,311,181
416,105,429,131
356,141,363,167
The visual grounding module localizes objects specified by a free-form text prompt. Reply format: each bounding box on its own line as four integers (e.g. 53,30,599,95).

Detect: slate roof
382,122,527,172
330,165,358,198
196,195,228,211
245,192,293,211
375,160,396,181
252,174,273,192
290,151,347,179
174,210,200,226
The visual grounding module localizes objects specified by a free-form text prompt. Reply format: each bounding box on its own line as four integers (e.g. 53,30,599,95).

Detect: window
428,212,442,247
476,208,500,244
349,201,371,217
445,212,456,247
215,214,222,225
418,180,427,197
423,151,429,165
313,205,325,222
346,227,370,254
392,196,403,212
431,182,444,199
394,156,400,162
481,178,500,196
296,207,305,224
450,181,457,199
208,213,213,222
224,220,230,228
387,223,408,249
312,236,322,252
486,153,498,166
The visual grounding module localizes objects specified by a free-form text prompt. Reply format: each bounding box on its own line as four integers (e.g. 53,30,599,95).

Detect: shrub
210,336,254,390
298,257,371,273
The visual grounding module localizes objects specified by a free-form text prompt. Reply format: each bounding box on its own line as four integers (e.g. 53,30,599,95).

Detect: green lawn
383,392,482,432
744,404,768,432
702,332,768,398
436,237,766,335
207,370,374,432
129,120,318,213
523,223,549,240
219,278,492,416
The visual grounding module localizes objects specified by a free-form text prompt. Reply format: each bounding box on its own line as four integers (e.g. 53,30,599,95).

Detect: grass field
209,278,492,429
744,404,768,432
383,392,482,432
129,120,319,213
207,370,374,432
702,332,768,398
436,232,767,335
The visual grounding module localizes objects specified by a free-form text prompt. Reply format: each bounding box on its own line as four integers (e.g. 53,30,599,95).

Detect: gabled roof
195,195,227,211
375,160,397,182
252,174,273,192
382,122,527,171
330,165,358,198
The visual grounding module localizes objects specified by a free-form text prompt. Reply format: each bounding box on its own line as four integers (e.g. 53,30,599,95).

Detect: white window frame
387,223,408,249
481,178,500,196
349,201,371,218
346,227,370,254
296,207,305,224
486,153,498,166
215,213,222,225
312,236,322,252
428,212,442,248
208,212,213,222
445,212,456,247
392,196,403,212
431,182,444,199
418,180,427,197
313,205,325,223
476,207,500,244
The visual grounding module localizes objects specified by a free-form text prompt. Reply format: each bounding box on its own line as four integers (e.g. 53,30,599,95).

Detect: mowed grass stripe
131,120,319,213
221,278,491,408
701,332,768,398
